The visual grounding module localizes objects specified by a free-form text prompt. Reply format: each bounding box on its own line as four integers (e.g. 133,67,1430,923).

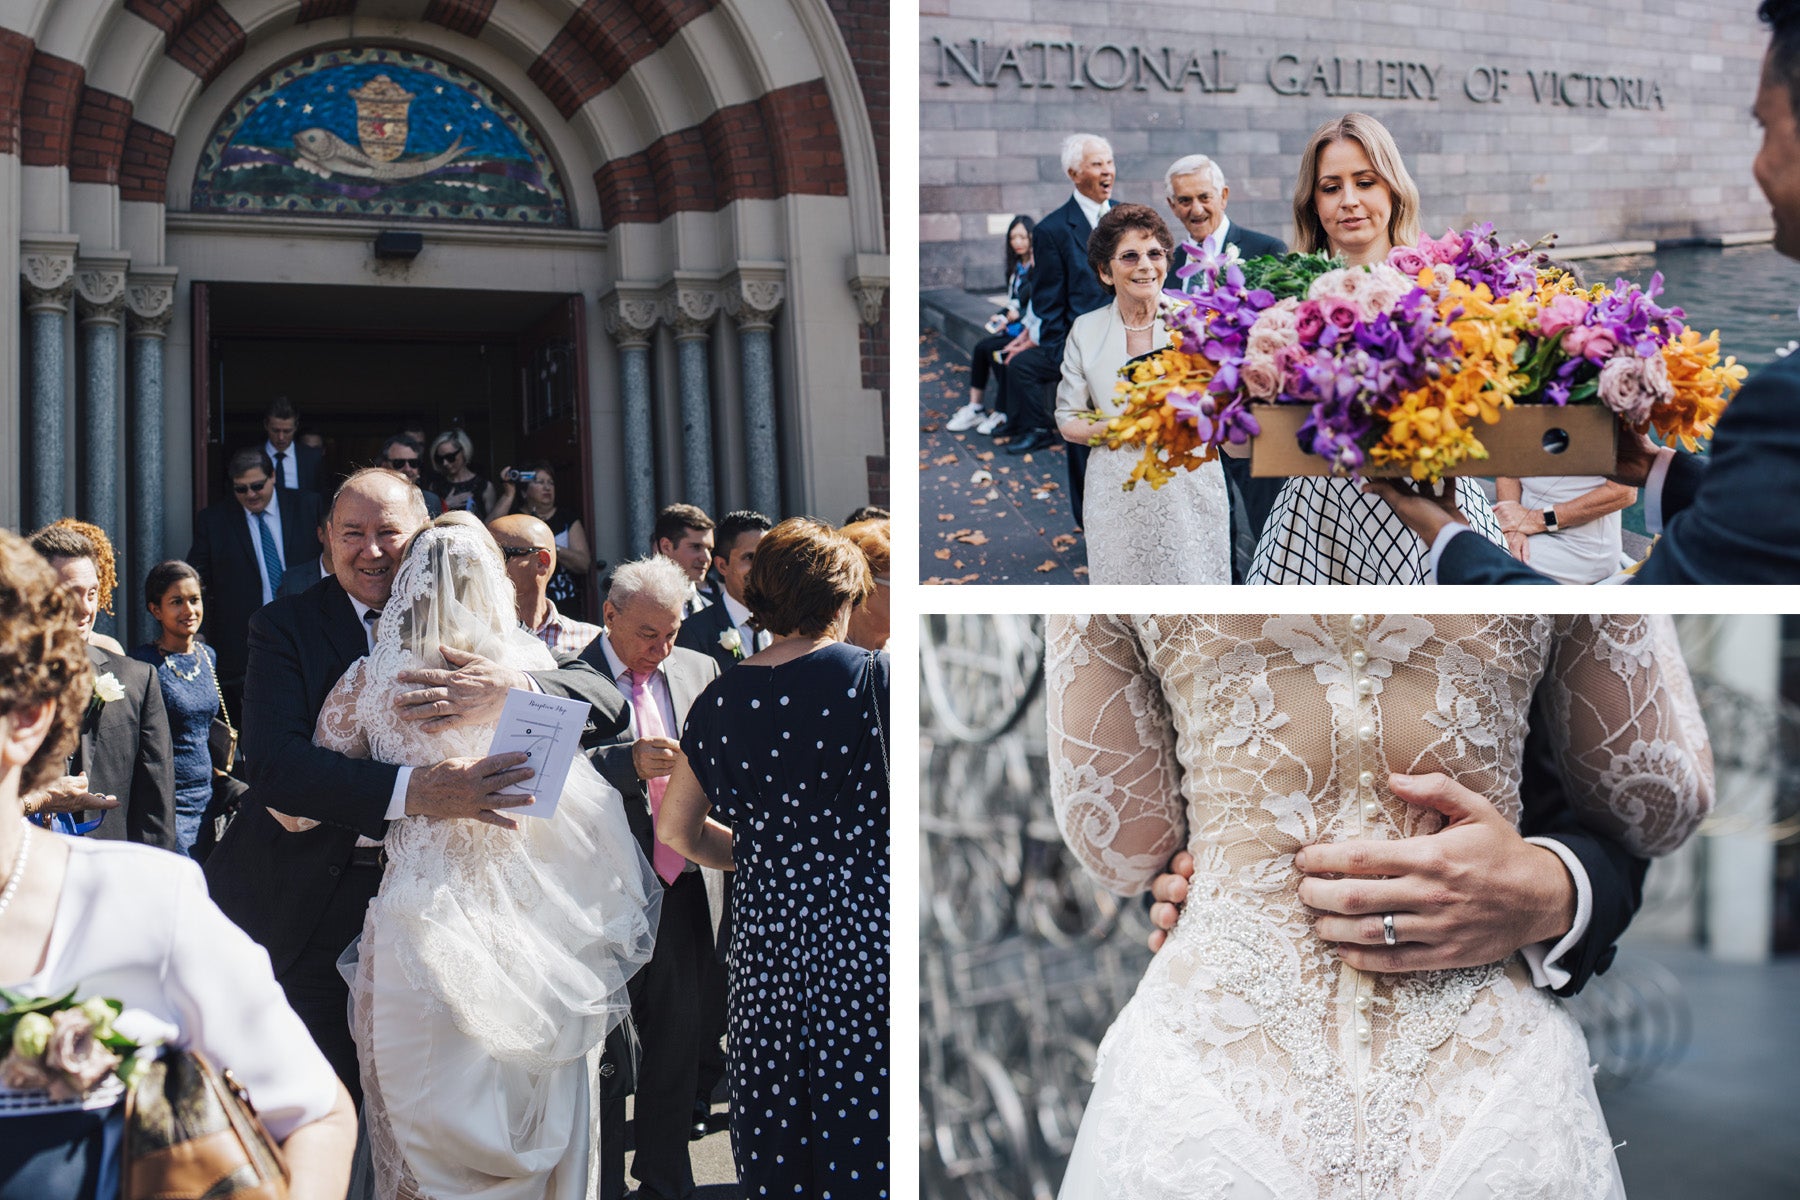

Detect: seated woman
0,528,355,1200
947,214,1037,436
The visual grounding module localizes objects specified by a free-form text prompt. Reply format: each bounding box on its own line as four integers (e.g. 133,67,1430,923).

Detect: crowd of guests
0,411,891,1198
940,126,1641,585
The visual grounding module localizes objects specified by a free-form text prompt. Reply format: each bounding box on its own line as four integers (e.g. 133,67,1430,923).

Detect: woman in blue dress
660,518,889,1199
128,560,220,855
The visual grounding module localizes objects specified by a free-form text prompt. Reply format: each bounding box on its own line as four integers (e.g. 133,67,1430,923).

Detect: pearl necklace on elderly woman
0,821,33,924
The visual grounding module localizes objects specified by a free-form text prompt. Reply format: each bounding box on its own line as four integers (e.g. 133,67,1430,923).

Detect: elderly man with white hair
579,555,724,1200
1004,134,1118,528
1163,153,1289,287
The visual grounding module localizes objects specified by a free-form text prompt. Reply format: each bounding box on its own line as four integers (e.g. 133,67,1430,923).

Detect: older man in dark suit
20,524,176,849
1005,134,1117,524
581,555,723,1200
1375,1,1800,586
188,446,322,719
204,468,628,1101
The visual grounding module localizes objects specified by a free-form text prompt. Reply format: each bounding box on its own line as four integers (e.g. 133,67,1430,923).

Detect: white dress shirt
719,590,769,652
243,490,285,606
265,439,299,490
1072,189,1110,231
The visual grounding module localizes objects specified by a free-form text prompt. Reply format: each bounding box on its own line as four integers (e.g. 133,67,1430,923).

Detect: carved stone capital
723,267,786,332
660,282,720,342
847,252,889,328
601,287,661,349
76,262,129,325
21,242,78,313
126,273,177,338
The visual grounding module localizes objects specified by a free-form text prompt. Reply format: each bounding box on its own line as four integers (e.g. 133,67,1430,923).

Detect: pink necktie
627,669,684,885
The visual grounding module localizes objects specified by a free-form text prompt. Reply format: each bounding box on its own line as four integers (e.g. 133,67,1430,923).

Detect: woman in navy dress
661,518,890,1199
128,560,220,855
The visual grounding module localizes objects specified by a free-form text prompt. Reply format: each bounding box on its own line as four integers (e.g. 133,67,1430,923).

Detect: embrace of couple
1048,614,1715,1199
204,468,657,1198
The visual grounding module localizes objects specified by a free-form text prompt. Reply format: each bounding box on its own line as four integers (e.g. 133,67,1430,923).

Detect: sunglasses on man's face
386,456,419,470
500,545,548,560
234,477,270,495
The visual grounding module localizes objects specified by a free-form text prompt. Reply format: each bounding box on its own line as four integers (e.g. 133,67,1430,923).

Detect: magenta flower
1538,293,1591,340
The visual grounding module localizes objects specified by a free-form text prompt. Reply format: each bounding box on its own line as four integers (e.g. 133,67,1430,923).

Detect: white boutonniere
86,672,125,719
718,628,744,660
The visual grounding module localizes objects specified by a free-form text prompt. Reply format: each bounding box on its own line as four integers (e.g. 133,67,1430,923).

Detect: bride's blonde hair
1291,112,1422,255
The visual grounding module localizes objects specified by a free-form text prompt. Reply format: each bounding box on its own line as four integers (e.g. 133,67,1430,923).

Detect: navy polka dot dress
680,642,889,1199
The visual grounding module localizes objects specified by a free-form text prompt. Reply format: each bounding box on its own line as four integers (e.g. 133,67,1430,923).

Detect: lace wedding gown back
314,527,659,1200
1048,615,1712,1200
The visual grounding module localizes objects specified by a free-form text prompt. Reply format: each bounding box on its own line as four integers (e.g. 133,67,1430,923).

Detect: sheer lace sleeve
1047,614,1186,895
268,662,373,834
1544,614,1714,856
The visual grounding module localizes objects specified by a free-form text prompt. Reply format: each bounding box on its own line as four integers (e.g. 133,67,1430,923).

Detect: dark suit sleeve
1657,450,1706,519
1032,218,1071,349
128,664,178,850
531,650,629,743
187,510,214,582
1436,527,1559,585
242,606,402,840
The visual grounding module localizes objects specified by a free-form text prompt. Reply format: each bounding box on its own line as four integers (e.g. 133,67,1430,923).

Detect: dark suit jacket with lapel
187,488,324,686
77,646,177,850
579,641,721,866
204,574,630,976
269,442,323,495
1030,194,1112,354
676,597,741,676
1438,350,1800,584
1170,220,1290,284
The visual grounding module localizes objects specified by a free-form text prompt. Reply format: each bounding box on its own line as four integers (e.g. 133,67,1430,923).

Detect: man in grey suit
580,556,723,1200
20,524,175,848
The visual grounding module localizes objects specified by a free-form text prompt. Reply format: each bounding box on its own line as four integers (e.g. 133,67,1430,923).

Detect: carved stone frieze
601,288,661,348
724,269,787,332
126,278,177,337
21,251,76,312
660,284,721,341
76,267,129,324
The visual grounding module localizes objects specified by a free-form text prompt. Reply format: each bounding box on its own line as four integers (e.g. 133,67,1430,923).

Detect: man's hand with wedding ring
396,646,533,733
405,753,535,830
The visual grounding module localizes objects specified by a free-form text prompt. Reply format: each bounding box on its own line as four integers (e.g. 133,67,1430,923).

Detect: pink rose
43,1009,120,1101
1563,325,1619,362
1240,355,1280,400
1274,343,1311,380
1538,294,1591,341
1317,295,1360,332
1294,301,1326,343
0,1048,56,1092
1418,229,1465,265
1596,354,1673,425
1387,246,1431,276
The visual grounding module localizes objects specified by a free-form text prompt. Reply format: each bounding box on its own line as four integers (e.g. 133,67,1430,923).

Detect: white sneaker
976,410,1007,435
945,402,987,432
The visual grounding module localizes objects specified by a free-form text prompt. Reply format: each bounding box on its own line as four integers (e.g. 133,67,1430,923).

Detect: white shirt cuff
1425,522,1473,583
385,766,413,823
1642,445,1678,534
1518,835,1594,991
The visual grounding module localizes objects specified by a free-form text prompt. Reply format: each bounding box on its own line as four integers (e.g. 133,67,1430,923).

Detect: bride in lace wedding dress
310,524,660,1199
1048,615,1712,1200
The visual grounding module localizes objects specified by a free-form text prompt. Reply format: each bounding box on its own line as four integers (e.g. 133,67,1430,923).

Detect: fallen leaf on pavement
937,513,955,522
976,451,995,462
952,530,989,546
934,548,951,559
1034,560,1058,572
1051,534,1078,550
934,453,959,466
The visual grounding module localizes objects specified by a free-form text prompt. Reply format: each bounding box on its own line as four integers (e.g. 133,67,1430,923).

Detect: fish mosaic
192,46,570,226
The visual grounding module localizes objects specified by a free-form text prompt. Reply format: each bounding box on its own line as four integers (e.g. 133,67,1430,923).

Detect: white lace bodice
1047,615,1712,1199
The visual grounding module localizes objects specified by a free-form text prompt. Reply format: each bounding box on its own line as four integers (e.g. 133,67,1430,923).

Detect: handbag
122,1048,289,1200
204,648,238,774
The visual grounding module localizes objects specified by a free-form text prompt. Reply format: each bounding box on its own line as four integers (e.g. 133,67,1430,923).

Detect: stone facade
921,0,1769,290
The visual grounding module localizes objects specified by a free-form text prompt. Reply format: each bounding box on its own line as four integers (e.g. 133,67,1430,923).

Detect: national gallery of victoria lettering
2,0,889,627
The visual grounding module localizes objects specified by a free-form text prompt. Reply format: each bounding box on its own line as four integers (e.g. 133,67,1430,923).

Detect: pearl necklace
1120,311,1158,333
0,821,32,925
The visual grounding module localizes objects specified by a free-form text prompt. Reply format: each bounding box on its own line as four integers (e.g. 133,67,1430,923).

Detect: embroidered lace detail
1051,615,1711,1199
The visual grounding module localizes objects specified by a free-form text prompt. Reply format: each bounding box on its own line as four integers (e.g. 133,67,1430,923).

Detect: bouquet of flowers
0,988,164,1101
1100,224,1748,487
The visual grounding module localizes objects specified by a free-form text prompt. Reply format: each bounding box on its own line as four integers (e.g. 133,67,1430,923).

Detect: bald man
489,513,603,655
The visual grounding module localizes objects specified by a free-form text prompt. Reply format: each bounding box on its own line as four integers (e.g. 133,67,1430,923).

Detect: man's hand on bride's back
395,646,533,732
405,752,535,829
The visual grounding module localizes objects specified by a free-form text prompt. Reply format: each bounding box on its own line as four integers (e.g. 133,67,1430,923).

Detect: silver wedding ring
1381,913,1397,947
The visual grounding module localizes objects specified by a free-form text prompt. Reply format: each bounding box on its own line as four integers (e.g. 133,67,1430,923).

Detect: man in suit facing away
204,468,629,1102
1005,134,1117,526
19,524,175,849
1163,154,1291,572
188,447,322,721
1372,0,1800,585
677,509,772,674
580,556,723,1200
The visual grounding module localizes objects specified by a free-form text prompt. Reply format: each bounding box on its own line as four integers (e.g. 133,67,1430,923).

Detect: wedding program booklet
485,687,590,818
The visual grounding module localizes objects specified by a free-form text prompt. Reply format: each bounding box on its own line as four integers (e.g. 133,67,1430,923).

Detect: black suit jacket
188,489,323,685
268,442,323,495
76,646,177,850
204,575,629,975
1438,350,1800,584
676,597,742,676
1170,220,1290,285
1031,194,1112,354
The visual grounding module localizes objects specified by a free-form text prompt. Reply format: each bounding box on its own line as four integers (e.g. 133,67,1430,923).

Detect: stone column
661,283,721,516
724,269,787,520
601,288,662,555
20,241,77,530
77,257,129,643
127,270,177,646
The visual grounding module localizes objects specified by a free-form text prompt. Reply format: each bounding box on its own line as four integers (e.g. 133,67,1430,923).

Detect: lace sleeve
1047,614,1186,895
314,661,371,759
1544,614,1714,856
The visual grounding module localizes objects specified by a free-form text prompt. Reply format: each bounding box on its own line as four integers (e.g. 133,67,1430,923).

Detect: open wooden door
191,281,214,509
516,295,595,619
